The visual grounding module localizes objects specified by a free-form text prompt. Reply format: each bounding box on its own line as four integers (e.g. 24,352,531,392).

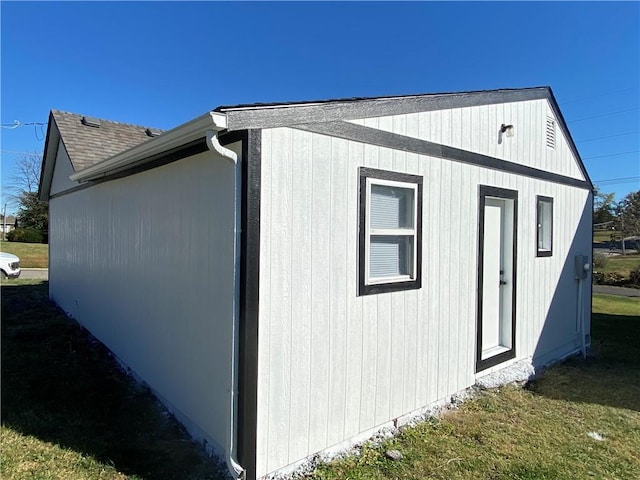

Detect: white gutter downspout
206,125,246,480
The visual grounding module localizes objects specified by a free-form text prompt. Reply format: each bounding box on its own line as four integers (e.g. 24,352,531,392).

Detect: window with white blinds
536,196,553,257
359,168,423,295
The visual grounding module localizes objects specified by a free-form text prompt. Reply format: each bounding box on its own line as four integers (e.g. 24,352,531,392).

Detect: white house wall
48,149,238,457
50,140,77,195
256,122,592,477
348,98,586,181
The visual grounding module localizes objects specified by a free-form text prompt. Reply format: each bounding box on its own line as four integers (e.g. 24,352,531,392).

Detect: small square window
536,196,553,257
358,167,422,296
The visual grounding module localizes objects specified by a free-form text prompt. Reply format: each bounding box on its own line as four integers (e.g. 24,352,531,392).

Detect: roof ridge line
51,109,165,131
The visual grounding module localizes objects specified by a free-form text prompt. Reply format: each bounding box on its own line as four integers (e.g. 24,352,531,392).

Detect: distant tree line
594,188,640,253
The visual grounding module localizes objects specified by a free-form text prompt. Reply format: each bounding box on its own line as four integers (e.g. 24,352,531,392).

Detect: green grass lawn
593,228,636,248
0,241,48,268
599,253,640,276
593,228,613,244
309,293,640,480
2,282,638,480
0,280,223,480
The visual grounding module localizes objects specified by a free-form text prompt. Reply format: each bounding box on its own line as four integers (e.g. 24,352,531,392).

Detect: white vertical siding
49,149,237,458
349,99,586,181
50,141,78,195
256,105,591,477
287,129,313,465
343,140,364,439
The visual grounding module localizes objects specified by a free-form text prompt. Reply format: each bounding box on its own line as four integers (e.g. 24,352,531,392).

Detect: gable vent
546,117,556,149
81,116,101,128
145,128,162,137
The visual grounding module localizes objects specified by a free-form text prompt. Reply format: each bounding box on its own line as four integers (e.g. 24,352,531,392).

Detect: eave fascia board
38,111,60,201
545,89,594,189
222,87,550,131
70,111,228,182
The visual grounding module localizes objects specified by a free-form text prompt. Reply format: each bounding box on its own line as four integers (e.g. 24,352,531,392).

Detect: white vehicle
0,252,21,279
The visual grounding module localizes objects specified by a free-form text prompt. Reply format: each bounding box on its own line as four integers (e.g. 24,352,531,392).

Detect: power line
594,176,640,186
576,130,640,143
562,87,639,105
583,150,639,160
1,120,47,129
567,107,640,124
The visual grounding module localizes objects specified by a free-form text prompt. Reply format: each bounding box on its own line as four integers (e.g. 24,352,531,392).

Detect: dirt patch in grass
1,280,224,480
0,241,48,268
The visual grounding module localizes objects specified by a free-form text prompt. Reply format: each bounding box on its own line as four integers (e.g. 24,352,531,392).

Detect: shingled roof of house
51,110,164,172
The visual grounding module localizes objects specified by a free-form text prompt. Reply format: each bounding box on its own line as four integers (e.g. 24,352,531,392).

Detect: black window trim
536,195,554,257
476,185,519,373
358,167,423,296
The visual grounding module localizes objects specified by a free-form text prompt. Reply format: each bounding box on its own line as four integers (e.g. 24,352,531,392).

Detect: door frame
476,185,518,372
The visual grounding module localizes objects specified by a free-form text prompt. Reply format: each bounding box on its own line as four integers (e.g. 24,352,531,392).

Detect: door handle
500,280,507,285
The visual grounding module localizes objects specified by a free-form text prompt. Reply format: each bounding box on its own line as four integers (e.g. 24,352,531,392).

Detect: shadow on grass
527,313,640,412
1,281,224,480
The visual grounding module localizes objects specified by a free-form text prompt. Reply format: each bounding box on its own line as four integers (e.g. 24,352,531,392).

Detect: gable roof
50,110,164,172
38,110,164,199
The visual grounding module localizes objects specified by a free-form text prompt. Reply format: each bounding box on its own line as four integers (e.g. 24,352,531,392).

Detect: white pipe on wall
577,276,585,358
580,260,590,359
206,129,245,480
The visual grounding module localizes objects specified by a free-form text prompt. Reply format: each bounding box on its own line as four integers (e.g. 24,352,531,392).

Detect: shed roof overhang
69,112,228,183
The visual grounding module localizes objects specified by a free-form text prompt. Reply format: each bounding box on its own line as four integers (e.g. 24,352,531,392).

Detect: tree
593,187,616,225
16,191,48,232
7,152,41,201
5,152,48,242
613,190,640,255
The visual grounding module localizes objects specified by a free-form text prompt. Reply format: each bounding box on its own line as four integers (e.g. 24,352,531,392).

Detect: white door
477,187,517,371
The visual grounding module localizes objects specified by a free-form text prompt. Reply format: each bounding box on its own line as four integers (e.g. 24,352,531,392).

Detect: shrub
593,271,626,286
592,252,609,270
630,267,640,286
7,228,45,243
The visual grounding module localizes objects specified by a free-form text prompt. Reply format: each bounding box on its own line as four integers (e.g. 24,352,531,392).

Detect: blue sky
1,1,638,213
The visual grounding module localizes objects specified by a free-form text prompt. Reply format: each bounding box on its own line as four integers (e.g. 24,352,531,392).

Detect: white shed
39,87,593,480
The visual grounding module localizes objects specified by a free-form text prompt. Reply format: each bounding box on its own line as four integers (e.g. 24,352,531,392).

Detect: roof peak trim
223,87,550,131
217,86,550,112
